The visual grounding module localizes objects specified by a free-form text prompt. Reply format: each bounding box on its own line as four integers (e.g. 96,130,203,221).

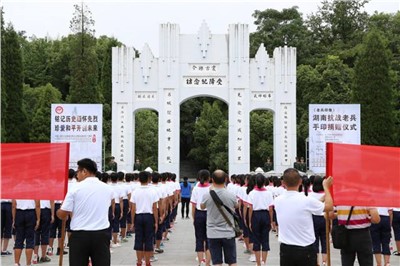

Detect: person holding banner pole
273,168,333,266
57,158,114,266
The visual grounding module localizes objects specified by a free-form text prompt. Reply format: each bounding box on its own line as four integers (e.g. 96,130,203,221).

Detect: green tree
28,84,62,142
208,120,228,172
249,110,273,170
49,36,73,100
368,11,400,146
306,0,369,66
3,23,29,142
180,98,203,160
21,36,53,87
353,29,394,145
188,101,227,169
135,110,158,170
67,3,99,103
1,8,7,141
250,7,312,65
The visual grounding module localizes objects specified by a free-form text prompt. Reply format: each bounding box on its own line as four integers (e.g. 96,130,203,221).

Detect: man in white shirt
57,158,114,266
274,168,333,266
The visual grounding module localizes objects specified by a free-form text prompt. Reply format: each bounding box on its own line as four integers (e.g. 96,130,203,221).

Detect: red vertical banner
327,143,400,207
1,143,69,200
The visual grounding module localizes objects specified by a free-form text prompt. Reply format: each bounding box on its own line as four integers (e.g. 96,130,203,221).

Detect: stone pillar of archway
111,47,135,171
272,46,297,173
157,23,180,175
228,24,251,175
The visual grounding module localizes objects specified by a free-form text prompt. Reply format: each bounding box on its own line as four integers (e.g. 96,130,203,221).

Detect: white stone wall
112,22,296,174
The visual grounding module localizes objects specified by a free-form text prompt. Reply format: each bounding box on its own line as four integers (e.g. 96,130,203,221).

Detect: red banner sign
327,143,400,207
1,143,69,200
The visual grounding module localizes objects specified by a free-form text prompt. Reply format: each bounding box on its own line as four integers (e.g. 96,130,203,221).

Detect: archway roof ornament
197,20,211,58
255,43,268,84
139,43,154,84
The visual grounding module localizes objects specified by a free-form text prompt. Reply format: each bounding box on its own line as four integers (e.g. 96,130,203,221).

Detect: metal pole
326,212,331,266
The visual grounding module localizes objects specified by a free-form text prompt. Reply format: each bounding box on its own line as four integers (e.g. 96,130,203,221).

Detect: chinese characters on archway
235,90,244,163
118,104,127,163
165,90,174,164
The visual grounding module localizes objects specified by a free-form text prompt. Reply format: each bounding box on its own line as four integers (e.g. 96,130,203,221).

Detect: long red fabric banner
326,143,400,207
1,143,69,200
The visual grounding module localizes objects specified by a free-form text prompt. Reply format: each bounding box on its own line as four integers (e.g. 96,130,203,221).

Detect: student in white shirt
33,200,54,263
12,199,40,266
274,168,333,266
248,174,274,266
109,172,125,247
130,171,159,266
1,199,13,256
190,170,212,266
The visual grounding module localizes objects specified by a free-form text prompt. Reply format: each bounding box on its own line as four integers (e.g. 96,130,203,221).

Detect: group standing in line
2,158,400,266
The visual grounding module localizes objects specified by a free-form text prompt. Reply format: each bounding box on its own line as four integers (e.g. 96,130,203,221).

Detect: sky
2,0,399,56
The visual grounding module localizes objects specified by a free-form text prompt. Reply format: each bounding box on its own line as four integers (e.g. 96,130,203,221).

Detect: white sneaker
32,254,38,264
110,243,120,248
248,254,256,262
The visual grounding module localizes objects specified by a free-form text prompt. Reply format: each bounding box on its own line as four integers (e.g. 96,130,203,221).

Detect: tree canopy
1,1,399,172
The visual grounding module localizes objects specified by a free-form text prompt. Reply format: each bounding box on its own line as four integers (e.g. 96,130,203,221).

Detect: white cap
255,167,264,173
144,167,153,173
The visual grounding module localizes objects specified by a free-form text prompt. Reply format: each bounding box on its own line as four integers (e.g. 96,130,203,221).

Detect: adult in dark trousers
1,199,13,256
201,170,238,266
274,168,333,266
334,205,380,266
12,199,41,266
180,176,192,219
57,158,114,266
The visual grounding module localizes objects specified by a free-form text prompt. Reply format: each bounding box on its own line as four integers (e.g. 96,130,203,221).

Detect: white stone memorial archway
112,22,296,175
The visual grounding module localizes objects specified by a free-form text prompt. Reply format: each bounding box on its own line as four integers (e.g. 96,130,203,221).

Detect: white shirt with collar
274,190,324,246
61,177,113,231
110,182,125,204
248,187,273,211
130,185,158,214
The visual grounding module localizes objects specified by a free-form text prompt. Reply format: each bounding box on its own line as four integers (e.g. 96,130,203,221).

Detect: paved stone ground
1,210,399,265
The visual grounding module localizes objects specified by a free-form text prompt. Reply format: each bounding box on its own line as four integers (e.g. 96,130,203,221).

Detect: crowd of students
2,163,400,266
0,162,183,266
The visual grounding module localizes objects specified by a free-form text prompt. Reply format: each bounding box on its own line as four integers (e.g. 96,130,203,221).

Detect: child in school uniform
33,200,54,263
190,169,212,266
130,171,159,266
12,199,40,266
248,174,274,266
